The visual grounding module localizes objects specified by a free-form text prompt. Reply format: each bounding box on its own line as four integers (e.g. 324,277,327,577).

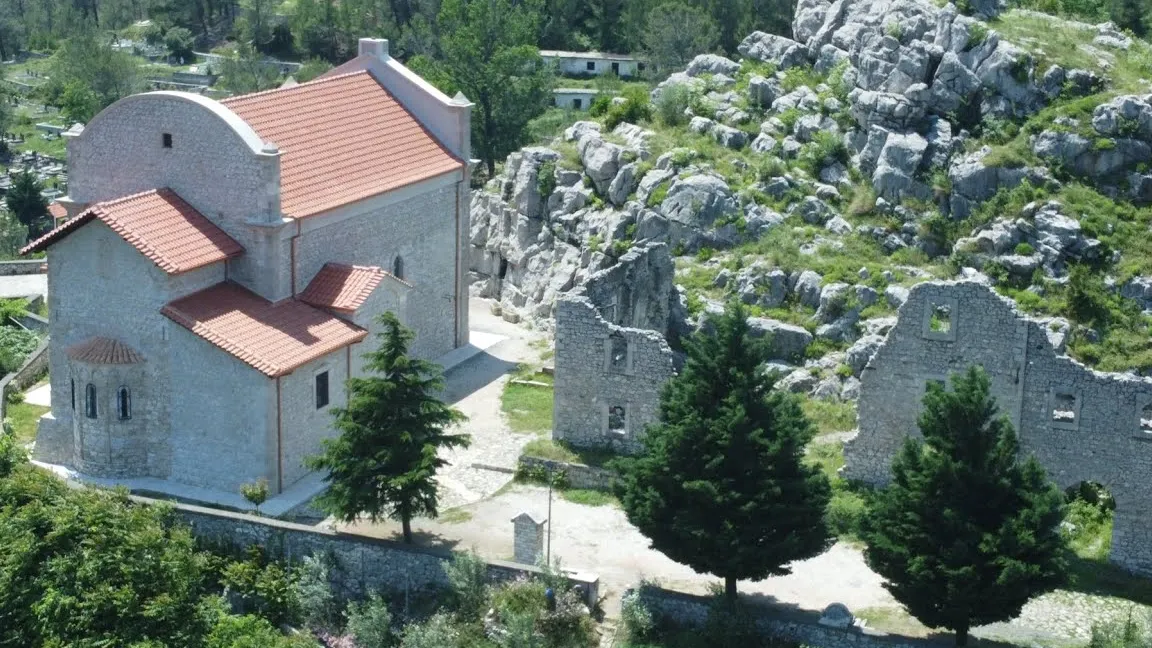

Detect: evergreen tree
1110,0,1150,37
861,366,1067,647
307,312,469,543
6,170,49,240
616,300,832,603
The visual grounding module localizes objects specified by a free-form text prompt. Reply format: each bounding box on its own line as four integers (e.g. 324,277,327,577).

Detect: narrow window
608,333,629,373
71,379,75,410
608,405,626,433
1052,393,1077,424
85,384,97,419
117,387,131,421
611,62,620,75
315,371,329,409
162,133,172,148
392,255,404,280
1141,404,1152,434
573,98,582,110
929,304,951,333
586,61,596,71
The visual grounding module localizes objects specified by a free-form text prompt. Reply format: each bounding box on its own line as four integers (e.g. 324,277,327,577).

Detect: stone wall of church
294,176,465,362
277,351,350,490
847,281,1152,575
36,222,226,480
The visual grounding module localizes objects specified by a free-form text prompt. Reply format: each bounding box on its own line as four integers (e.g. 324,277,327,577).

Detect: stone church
24,39,472,495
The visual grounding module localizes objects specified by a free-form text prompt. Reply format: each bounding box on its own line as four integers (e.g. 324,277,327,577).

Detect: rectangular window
608,334,629,374
929,304,951,333
1052,393,1077,424
162,133,173,148
586,61,596,71
608,405,626,434
315,371,329,409
612,62,620,75
573,98,582,110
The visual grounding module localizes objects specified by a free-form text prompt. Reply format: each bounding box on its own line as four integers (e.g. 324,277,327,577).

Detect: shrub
654,83,692,127
536,589,596,648
1067,264,1113,325
399,612,462,648
220,546,302,627
346,593,395,648
1087,612,1152,648
536,160,557,199
588,94,612,118
798,131,848,176
835,364,853,378
444,551,490,621
0,419,26,478
827,490,868,537
240,478,270,511
605,87,653,131
620,591,655,641
295,555,337,631
967,22,989,48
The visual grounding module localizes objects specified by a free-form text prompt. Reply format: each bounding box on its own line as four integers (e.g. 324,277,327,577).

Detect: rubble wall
553,295,674,454
846,281,1152,575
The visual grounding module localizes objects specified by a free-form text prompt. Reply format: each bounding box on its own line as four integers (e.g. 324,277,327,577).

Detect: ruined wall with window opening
846,281,1152,575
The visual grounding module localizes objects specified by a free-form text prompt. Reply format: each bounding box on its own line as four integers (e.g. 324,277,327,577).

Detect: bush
1088,612,1152,648
967,22,989,48
346,593,395,648
1015,242,1035,256
655,84,693,127
605,87,653,130
0,419,25,477
798,131,848,176
620,591,655,641
220,546,302,627
1067,264,1114,326
444,551,490,620
295,555,337,631
826,490,868,537
588,94,613,118
399,612,462,648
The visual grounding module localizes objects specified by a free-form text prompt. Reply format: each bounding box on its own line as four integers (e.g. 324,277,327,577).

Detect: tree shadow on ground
1064,551,1152,607
440,350,519,405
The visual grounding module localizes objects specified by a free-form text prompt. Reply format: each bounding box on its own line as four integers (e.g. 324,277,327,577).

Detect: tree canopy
307,312,469,543
616,300,832,602
861,366,1067,646
5,170,50,240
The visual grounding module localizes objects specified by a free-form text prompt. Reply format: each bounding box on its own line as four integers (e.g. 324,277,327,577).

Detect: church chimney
358,38,390,61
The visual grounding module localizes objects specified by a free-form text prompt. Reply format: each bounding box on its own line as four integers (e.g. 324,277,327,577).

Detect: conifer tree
862,366,1067,646
616,300,832,603
307,313,469,543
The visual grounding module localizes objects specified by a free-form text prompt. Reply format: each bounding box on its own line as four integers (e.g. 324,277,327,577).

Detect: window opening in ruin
392,255,404,280
1052,393,1077,424
85,384,97,419
315,371,330,409
498,258,509,280
587,61,596,71
608,405,626,432
162,133,172,148
573,98,582,110
1141,404,1152,434
71,379,75,410
609,334,629,373
929,303,952,333
117,387,131,421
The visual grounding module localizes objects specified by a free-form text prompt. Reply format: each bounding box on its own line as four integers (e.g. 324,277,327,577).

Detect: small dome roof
66,337,144,364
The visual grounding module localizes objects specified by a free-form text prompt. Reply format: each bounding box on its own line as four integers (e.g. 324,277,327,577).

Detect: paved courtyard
0,273,47,299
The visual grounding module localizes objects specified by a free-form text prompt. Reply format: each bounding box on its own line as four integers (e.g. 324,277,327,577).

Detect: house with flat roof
24,38,473,497
539,50,645,78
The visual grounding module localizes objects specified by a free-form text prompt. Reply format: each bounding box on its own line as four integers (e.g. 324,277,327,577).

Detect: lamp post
546,463,554,565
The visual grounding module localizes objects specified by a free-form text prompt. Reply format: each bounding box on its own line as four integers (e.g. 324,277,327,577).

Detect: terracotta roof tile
222,71,463,219
299,263,388,313
66,337,144,364
161,282,367,377
48,202,68,221
21,189,244,274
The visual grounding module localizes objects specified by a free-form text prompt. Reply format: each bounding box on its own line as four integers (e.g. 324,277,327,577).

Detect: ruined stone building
553,243,678,453
24,39,473,496
846,281,1152,575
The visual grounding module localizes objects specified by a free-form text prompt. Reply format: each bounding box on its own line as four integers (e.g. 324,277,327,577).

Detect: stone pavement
0,273,47,299
24,382,51,407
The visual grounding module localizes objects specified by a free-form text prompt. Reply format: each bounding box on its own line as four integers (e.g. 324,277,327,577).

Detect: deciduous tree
642,2,719,77
307,312,469,543
616,300,832,603
862,366,1067,647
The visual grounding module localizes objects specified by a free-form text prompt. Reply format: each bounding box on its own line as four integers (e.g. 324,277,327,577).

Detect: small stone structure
552,243,679,454
512,512,546,565
846,281,1152,575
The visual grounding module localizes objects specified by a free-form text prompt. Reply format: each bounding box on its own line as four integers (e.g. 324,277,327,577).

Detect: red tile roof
21,189,244,274
66,337,144,364
299,263,388,313
161,282,367,377
222,71,463,219
48,202,68,221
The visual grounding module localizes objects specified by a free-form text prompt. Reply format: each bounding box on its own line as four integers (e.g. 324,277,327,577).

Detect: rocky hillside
469,0,1152,404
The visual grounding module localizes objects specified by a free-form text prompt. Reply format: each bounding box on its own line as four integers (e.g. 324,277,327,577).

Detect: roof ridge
222,70,372,106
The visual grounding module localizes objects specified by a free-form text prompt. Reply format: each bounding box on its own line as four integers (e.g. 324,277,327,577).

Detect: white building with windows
25,38,472,497
553,88,599,110
539,50,645,78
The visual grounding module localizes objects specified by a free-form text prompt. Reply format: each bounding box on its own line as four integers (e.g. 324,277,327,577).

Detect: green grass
501,368,554,434
8,402,49,445
439,508,474,524
520,437,617,468
804,441,845,483
800,397,858,436
559,488,617,507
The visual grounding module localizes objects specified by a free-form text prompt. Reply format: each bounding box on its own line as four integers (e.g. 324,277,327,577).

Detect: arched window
392,255,404,280
85,384,97,419
117,387,131,421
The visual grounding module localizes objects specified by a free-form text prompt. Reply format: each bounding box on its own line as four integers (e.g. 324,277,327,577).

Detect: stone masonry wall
294,179,463,362
846,281,1152,575
568,243,677,336
156,496,599,606
631,585,940,648
553,296,674,454
518,455,616,491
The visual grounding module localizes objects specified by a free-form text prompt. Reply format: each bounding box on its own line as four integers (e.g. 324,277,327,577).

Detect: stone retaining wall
139,496,600,606
519,455,616,491
0,336,49,419
0,260,48,276
631,585,946,648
